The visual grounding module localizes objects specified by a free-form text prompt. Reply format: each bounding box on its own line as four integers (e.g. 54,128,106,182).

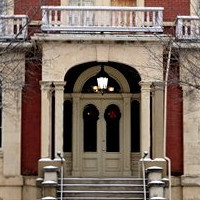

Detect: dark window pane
83,104,99,152
104,104,121,152
63,100,72,152
51,91,55,159
131,100,140,152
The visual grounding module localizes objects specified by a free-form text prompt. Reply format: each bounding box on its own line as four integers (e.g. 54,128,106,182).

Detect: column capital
152,81,164,91
53,81,66,90
40,81,53,91
139,81,152,90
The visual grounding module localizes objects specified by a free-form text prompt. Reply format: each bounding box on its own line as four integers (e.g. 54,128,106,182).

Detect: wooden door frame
71,93,132,177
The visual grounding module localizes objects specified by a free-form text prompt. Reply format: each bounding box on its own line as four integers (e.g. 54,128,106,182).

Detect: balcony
0,15,28,40
41,6,164,34
176,16,200,40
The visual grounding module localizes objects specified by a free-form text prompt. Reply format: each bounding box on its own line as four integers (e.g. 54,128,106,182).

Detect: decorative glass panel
83,104,99,152
104,104,121,152
131,100,140,152
63,100,72,152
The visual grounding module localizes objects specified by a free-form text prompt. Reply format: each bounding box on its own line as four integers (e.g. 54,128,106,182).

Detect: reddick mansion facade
0,0,200,200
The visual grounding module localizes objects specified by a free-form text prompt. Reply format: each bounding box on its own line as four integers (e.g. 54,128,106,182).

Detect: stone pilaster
152,81,164,158
53,81,66,157
40,81,53,158
139,81,152,156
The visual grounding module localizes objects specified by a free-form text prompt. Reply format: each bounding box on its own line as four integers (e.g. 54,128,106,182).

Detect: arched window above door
64,62,140,93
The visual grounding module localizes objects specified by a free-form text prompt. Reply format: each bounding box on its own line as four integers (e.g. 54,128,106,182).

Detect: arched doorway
64,62,141,177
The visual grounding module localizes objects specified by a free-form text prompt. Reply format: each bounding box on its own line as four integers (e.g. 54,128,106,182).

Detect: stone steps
57,177,147,200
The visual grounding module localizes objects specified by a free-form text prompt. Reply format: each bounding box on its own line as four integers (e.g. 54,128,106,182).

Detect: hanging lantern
97,65,108,95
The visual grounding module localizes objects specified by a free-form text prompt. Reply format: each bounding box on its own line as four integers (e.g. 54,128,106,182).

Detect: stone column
152,81,164,158
72,93,81,176
139,81,151,156
122,94,132,176
40,81,52,158
54,81,66,157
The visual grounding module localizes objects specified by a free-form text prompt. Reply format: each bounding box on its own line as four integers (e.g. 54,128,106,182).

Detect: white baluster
78,10,81,26
196,19,200,38
135,11,138,27
0,18,3,35
185,20,189,38
104,10,106,27
141,11,144,27
54,10,58,26
49,10,52,27
42,8,48,26
146,11,150,27
16,19,20,35
124,11,127,27
118,11,121,27
112,11,115,27
176,18,183,39
22,16,28,39
130,11,133,27
157,10,163,27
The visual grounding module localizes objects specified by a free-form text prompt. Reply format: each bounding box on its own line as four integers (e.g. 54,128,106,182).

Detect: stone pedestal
147,166,166,200
42,165,59,198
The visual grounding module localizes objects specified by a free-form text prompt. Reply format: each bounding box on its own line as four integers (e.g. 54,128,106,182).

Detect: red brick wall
21,53,41,175
166,60,183,175
14,0,60,20
145,0,190,21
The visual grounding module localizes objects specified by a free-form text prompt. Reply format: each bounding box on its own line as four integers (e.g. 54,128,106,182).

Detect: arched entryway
63,62,142,177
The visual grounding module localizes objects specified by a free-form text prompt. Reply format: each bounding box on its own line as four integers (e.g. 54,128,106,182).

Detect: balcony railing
41,6,164,34
176,16,200,40
0,15,28,40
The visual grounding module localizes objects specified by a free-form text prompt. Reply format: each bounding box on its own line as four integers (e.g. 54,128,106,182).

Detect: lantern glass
97,77,108,90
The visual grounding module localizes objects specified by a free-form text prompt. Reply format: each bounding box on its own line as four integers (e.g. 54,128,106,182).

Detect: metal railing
0,15,28,40
41,6,164,33
176,16,200,40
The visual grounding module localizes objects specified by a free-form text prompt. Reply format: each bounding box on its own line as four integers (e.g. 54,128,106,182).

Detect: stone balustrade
0,15,28,40
176,16,200,40
41,6,163,33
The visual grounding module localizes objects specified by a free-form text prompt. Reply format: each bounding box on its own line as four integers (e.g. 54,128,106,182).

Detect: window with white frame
68,0,95,6
68,0,95,26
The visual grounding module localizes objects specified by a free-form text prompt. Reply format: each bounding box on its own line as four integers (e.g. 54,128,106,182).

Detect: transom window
68,0,95,6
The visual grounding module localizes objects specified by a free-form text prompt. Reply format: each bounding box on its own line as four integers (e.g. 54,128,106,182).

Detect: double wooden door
80,98,123,177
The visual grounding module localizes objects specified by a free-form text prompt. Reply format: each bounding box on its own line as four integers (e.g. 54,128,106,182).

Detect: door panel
80,98,123,177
